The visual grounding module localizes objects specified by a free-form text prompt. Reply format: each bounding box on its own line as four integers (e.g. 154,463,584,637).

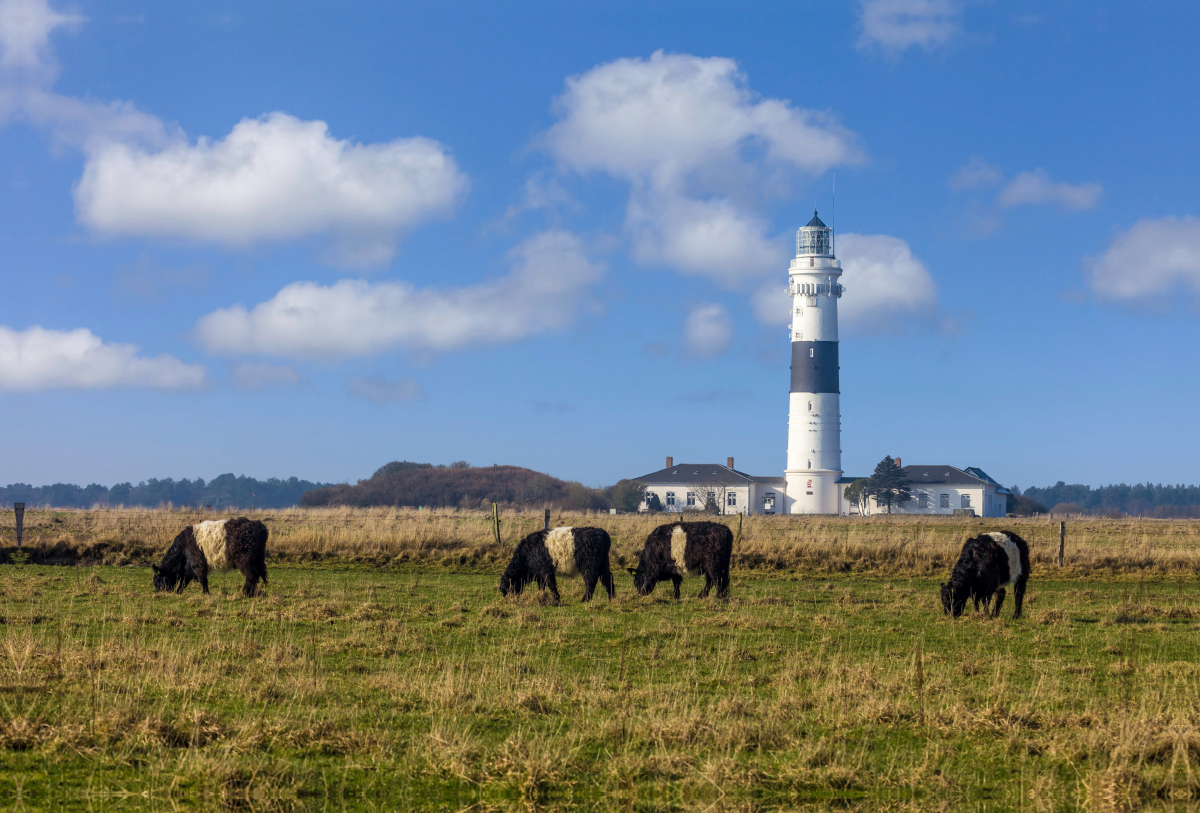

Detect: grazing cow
628,521,733,599
941,530,1031,619
152,529,210,594
500,526,615,602
166,518,269,597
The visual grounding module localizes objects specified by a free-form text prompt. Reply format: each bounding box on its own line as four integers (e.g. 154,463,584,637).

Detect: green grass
2,564,1200,811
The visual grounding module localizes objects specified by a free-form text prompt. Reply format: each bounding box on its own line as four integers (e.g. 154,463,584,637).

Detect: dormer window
809,348,814,358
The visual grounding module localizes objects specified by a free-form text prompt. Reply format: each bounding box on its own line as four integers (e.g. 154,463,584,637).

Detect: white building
636,457,786,516
841,464,1010,517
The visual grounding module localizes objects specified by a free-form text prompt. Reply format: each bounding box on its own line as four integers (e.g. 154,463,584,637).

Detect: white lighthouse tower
785,211,844,514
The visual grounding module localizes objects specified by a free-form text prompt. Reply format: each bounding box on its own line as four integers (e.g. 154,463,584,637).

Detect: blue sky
2,0,1199,490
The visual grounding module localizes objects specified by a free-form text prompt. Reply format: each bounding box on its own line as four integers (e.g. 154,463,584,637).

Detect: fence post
492,503,501,546
736,512,743,545
544,509,550,531
1058,520,1065,567
14,503,24,550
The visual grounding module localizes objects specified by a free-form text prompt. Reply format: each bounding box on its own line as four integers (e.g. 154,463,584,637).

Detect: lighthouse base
784,469,842,515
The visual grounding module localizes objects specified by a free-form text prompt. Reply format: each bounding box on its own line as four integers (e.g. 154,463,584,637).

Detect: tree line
0,474,330,509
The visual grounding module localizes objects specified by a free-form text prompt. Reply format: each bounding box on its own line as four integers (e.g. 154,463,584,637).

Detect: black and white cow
152,529,210,594
162,517,269,597
941,530,1031,619
628,520,733,599
500,526,615,602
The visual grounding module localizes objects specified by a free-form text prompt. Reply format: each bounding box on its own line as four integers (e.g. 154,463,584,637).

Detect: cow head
152,564,175,593
627,565,654,596
940,582,967,617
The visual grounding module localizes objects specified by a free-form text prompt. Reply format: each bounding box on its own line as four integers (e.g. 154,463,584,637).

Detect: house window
686,492,695,507
665,491,676,507
726,492,737,507
940,493,950,509
763,493,775,510
961,494,971,509
919,493,929,509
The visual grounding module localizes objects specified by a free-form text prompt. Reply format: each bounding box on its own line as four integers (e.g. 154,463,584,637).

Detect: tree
646,492,663,512
843,478,870,515
609,480,646,513
866,456,912,515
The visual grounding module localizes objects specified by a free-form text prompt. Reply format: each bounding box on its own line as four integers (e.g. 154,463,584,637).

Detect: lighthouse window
809,258,814,267
808,401,812,411
809,348,814,358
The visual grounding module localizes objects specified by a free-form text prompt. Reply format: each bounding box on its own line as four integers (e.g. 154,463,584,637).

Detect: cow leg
200,573,210,594
1013,577,1027,619
716,571,730,599
176,574,189,594
546,574,561,602
242,575,260,598
992,588,1006,618
582,570,598,602
699,572,714,598
670,575,682,599
601,570,615,600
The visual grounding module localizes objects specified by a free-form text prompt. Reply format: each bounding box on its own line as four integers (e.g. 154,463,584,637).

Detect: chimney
727,456,734,469
666,456,673,468
894,457,902,469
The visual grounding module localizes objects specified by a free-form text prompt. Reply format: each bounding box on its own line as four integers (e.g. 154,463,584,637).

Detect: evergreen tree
866,456,912,514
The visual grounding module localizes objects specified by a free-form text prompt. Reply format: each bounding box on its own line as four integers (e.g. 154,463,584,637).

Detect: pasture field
3,559,1200,811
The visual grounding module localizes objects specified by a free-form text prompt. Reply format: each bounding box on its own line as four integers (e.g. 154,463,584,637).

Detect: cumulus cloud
0,325,204,390
347,374,425,403
195,230,603,358
231,362,299,390
1085,216,1200,306
0,3,464,263
857,0,961,55
949,156,1002,190
752,234,938,334
544,51,862,286
683,303,734,357
0,0,80,75
76,113,467,265
997,169,1103,211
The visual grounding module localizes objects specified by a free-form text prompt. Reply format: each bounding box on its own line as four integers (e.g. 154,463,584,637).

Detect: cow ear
152,565,160,573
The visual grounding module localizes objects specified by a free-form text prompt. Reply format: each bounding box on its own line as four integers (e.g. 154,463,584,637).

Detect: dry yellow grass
4,506,1199,577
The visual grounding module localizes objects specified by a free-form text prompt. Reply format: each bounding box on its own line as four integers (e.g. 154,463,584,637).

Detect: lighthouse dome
797,210,833,257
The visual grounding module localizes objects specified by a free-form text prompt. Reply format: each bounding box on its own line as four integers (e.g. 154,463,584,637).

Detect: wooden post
735,511,743,545
1058,520,1065,567
14,503,24,550
492,503,501,546
544,509,550,531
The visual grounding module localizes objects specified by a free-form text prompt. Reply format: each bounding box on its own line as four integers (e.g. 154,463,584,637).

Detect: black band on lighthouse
789,341,840,394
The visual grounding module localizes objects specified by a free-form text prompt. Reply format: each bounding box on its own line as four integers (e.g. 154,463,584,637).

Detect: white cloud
544,51,862,286
997,169,1103,211
347,374,425,403
949,156,1002,190
683,303,733,357
1085,216,1200,305
196,230,603,358
0,0,80,74
857,0,961,55
75,113,468,265
231,362,299,390
752,234,938,334
0,325,204,390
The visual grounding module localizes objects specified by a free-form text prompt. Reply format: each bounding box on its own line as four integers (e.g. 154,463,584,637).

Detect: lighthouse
785,211,844,514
